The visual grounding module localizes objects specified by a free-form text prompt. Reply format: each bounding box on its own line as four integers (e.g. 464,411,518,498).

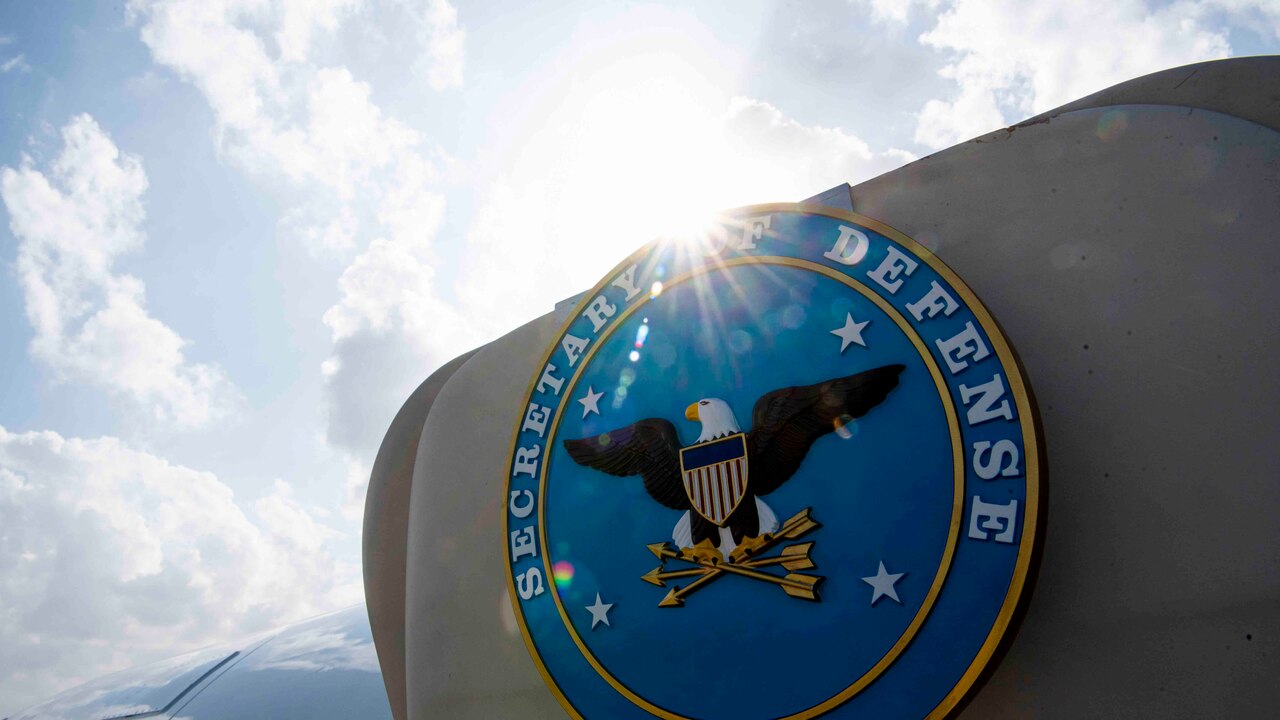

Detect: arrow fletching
779,542,815,570
781,573,823,601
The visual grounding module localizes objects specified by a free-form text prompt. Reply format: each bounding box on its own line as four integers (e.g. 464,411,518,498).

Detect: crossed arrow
640,508,824,607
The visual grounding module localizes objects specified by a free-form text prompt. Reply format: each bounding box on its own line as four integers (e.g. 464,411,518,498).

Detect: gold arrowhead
641,567,667,587
658,587,684,607
647,542,671,559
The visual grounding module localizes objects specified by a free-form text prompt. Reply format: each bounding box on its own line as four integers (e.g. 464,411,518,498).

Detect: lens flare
1096,109,1128,141
553,560,575,587
833,414,858,440
650,281,664,298
782,304,806,329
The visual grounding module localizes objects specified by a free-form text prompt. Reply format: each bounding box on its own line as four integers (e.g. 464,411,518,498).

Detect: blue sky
0,0,1276,711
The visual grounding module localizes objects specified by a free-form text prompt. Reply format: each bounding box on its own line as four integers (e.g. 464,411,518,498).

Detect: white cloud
722,97,912,197
1199,0,1280,39
130,0,462,457
417,0,465,90
276,0,363,63
858,0,941,25
911,0,1237,149
319,234,479,455
123,69,167,97
254,479,338,553
130,1,429,197
0,114,240,428
341,457,371,521
278,203,358,257
1,53,30,73
0,426,360,712
324,239,442,342
303,66,424,198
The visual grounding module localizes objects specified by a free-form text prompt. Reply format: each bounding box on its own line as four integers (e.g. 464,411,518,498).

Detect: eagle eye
699,401,708,405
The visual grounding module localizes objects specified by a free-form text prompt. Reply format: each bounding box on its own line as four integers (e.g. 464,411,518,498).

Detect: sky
0,0,1276,712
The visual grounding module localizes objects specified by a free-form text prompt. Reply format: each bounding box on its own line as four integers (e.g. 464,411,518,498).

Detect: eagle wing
746,364,905,495
562,418,688,510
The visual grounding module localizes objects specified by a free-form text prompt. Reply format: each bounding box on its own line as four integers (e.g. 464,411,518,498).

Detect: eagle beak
685,402,700,421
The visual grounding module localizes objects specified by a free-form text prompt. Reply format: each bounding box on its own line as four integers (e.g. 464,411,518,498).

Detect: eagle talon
681,538,725,564
729,534,770,563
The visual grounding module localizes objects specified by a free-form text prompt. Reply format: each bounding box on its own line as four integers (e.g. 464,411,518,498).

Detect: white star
585,592,614,630
861,561,905,606
578,386,604,418
831,313,870,353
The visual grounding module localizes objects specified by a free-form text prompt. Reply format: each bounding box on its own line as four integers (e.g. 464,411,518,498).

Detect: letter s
517,568,546,600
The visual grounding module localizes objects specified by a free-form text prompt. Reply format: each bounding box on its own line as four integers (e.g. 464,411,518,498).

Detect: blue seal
504,205,1043,719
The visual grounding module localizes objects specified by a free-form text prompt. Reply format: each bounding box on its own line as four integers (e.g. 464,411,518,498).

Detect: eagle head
685,398,742,443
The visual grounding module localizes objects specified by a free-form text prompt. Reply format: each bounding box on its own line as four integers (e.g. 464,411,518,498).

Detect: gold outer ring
501,204,1044,719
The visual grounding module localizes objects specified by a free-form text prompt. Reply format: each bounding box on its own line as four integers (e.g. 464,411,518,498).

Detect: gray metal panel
405,311,567,718
801,182,855,211
848,103,1279,717
1019,56,1280,134
363,349,479,720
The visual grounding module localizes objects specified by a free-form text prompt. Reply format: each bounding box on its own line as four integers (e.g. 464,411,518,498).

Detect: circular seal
503,205,1043,719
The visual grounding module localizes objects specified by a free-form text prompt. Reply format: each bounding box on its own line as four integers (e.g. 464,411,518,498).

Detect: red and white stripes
683,457,746,525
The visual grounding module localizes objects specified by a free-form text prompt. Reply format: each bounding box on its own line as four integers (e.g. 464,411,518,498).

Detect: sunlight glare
539,50,734,280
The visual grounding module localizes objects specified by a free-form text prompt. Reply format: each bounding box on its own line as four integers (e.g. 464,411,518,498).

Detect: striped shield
679,433,750,526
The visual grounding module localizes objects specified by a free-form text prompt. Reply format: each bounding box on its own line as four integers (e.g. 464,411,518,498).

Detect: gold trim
536,256,963,719
500,203,1044,720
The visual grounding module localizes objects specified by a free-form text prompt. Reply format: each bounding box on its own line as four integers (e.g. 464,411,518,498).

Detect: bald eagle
563,364,904,557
